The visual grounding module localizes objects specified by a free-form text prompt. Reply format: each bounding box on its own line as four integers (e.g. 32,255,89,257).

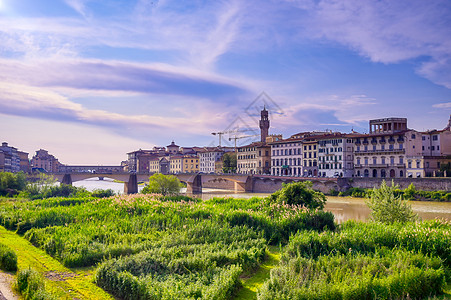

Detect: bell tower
259,106,270,142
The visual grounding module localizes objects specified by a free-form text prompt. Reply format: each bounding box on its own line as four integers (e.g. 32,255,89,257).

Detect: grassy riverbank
0,193,449,299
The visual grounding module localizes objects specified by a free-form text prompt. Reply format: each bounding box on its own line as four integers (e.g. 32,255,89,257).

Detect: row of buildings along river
2,109,451,179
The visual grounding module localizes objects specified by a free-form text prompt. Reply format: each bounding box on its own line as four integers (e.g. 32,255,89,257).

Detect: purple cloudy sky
1,0,450,164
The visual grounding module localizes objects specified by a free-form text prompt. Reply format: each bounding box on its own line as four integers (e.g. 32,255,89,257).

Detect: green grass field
0,194,449,299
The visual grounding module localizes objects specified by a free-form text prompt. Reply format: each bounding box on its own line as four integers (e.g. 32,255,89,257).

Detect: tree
24,173,57,198
142,173,183,196
268,181,326,210
365,180,417,224
222,152,237,173
0,172,27,196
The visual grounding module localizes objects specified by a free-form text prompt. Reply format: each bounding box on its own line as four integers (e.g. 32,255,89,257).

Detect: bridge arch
51,172,150,194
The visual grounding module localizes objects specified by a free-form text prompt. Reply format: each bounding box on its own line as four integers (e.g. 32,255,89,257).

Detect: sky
1,0,451,165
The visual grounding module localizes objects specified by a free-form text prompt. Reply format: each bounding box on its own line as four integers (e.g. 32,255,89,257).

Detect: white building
317,133,355,177
269,138,303,176
199,147,234,173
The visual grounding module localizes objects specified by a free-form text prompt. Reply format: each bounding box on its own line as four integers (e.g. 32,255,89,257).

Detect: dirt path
0,271,18,300
234,246,281,300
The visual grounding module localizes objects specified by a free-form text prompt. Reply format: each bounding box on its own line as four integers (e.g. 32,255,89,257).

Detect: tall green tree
222,152,237,173
366,180,417,224
142,173,183,196
24,173,57,198
0,172,27,196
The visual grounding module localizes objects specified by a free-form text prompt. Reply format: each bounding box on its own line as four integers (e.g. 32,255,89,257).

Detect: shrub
268,181,326,209
366,180,417,224
0,243,17,272
258,249,445,300
0,172,27,196
91,189,115,198
17,268,55,300
142,173,183,196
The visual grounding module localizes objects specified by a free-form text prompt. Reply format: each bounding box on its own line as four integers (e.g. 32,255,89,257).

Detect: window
411,134,416,139
431,146,435,151
432,135,438,141
408,161,412,168
416,161,420,168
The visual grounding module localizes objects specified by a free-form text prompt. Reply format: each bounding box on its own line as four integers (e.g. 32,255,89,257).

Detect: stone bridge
176,173,339,194
176,173,253,193
51,171,342,195
51,172,150,194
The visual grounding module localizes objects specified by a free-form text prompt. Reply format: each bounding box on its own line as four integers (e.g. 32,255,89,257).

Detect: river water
73,178,451,223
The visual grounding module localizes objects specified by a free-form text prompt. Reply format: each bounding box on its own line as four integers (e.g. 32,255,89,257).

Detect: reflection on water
74,179,451,223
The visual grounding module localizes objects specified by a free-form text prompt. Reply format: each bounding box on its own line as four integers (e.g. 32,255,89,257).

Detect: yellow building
237,142,271,175
169,155,199,174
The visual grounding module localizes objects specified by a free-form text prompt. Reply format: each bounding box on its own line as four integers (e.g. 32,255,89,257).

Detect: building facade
169,155,199,174
30,149,61,173
198,147,234,173
0,142,28,173
317,133,355,177
237,142,271,174
269,138,303,176
353,118,411,178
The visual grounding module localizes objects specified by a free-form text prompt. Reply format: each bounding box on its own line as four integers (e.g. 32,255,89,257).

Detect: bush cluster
0,242,17,272
0,172,27,196
0,193,334,298
259,249,444,300
338,183,451,201
95,223,262,299
17,268,55,300
258,219,451,299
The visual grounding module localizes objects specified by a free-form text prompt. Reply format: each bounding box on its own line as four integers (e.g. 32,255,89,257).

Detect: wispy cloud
0,58,248,98
432,102,451,109
0,82,232,136
291,0,451,88
271,94,377,133
64,0,89,18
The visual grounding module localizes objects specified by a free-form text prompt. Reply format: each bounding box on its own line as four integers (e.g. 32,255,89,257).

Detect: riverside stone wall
341,177,451,191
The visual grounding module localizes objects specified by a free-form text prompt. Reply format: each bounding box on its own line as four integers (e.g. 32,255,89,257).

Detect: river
73,178,451,222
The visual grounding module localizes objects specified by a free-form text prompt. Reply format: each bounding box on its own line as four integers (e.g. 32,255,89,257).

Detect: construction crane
229,134,260,152
211,128,253,147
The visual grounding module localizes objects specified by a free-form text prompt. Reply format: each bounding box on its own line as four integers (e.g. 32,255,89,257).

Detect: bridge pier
234,177,253,192
62,174,72,185
124,174,138,194
186,174,202,194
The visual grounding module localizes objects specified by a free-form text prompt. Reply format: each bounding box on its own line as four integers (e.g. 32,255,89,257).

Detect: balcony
371,164,389,168
354,148,405,154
